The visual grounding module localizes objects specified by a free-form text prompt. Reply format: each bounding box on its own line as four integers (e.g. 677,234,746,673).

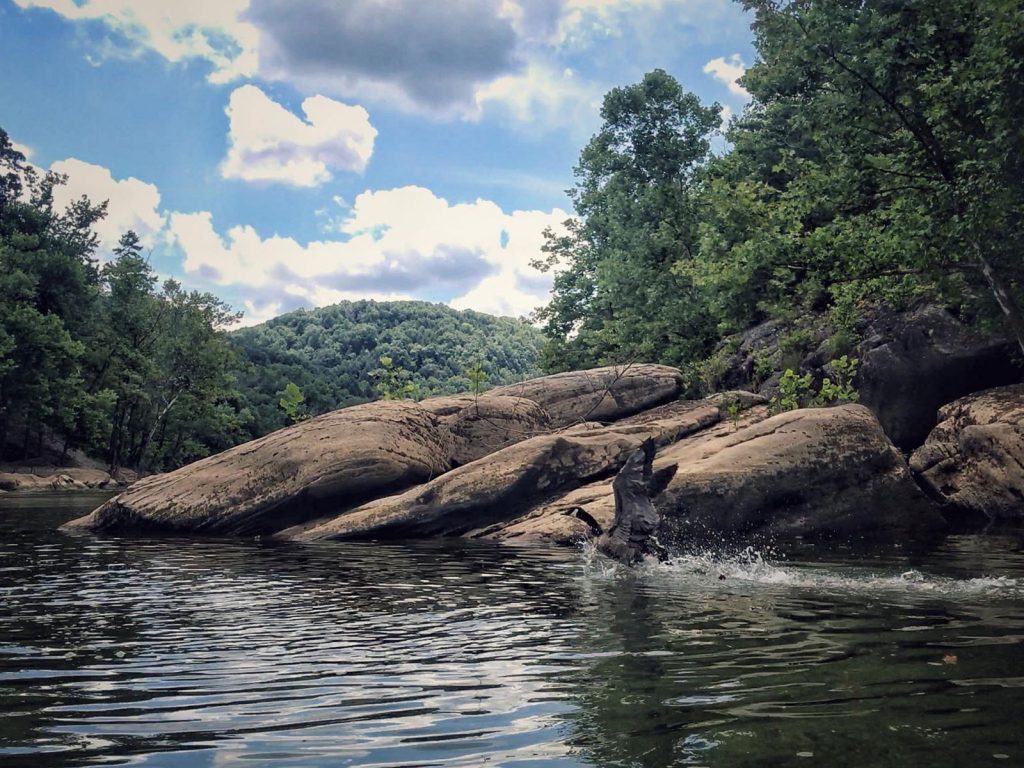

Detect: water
2,493,1023,767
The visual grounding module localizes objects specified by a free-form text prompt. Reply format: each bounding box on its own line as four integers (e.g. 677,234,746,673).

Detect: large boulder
910,384,1024,520
291,426,649,541
489,364,684,427
655,404,945,544
476,395,768,545
857,305,1020,450
63,400,454,535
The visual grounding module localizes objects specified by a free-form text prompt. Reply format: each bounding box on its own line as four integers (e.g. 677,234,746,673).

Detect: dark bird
565,438,677,566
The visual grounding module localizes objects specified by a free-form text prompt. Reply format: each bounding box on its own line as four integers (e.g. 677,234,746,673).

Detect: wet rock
910,384,1024,520
291,426,649,541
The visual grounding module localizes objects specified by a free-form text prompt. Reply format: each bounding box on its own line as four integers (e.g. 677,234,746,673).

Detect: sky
1,0,755,326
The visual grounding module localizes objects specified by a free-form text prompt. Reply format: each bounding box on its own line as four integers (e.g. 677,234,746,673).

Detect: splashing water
582,542,1024,602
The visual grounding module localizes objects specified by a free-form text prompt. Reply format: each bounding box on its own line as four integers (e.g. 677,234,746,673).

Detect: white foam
579,545,1024,602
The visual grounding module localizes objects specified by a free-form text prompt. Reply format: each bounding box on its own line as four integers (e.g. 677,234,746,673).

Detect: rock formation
64,364,686,537
910,384,1024,520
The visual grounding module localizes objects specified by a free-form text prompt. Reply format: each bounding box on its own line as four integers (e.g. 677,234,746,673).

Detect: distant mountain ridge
230,300,545,436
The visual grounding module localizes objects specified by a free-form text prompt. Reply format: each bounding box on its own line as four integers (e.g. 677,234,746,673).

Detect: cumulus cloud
168,186,570,319
50,158,164,251
704,54,750,99
247,0,522,115
474,63,602,132
13,0,259,83
221,85,377,187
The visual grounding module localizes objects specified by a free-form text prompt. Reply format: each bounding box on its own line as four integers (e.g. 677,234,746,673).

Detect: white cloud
474,63,602,134
221,85,377,187
13,0,258,83
168,186,570,319
50,158,165,251
704,54,750,99
10,140,34,160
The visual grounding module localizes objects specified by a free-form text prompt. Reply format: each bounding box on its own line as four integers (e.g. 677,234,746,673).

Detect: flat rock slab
910,384,1024,519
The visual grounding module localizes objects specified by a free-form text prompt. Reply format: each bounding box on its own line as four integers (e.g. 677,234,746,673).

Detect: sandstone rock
292,426,650,541
63,400,453,535
0,468,115,492
482,400,771,545
910,384,1024,520
422,394,551,465
489,364,684,428
656,404,945,543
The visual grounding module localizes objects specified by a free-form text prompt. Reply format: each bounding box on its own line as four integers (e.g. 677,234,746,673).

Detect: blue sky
1,0,755,324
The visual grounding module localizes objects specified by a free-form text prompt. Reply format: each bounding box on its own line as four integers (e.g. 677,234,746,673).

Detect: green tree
728,0,1024,352
278,382,306,423
534,69,723,370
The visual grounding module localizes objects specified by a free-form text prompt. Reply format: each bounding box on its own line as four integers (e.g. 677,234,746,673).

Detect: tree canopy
538,0,1024,384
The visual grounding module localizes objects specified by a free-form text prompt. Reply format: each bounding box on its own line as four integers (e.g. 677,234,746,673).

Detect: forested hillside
230,301,543,436
0,131,541,471
536,0,1024,386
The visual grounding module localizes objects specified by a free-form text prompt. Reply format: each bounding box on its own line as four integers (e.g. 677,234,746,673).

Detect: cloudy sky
1,0,754,325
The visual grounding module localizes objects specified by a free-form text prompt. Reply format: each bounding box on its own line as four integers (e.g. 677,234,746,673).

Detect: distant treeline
536,0,1024,382
0,136,543,470
230,301,544,437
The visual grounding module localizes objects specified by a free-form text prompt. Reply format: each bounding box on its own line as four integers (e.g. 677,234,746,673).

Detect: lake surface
2,493,1023,768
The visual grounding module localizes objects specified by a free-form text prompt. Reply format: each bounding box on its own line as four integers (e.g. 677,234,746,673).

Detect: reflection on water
1,493,1022,767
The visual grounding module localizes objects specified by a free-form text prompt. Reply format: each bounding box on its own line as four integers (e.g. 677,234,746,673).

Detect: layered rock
65,400,454,535
421,394,551,465
292,427,648,541
64,365,685,536
910,385,1024,520
484,403,943,546
0,468,120,493
489,363,685,427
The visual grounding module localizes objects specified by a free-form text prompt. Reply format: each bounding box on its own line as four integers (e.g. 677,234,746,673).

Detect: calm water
1,493,1023,768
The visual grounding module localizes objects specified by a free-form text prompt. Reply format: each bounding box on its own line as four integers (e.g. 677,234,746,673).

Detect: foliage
814,355,860,407
769,356,860,414
465,361,489,397
277,382,307,424
533,69,723,369
768,369,814,414
540,1,1024,380
229,301,542,436
372,355,419,401
0,133,249,471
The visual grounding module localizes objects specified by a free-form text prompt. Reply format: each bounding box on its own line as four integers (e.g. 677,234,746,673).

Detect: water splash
580,543,1024,602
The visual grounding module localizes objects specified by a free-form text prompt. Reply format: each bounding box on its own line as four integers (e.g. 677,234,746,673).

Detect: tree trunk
136,393,179,474
973,241,1024,357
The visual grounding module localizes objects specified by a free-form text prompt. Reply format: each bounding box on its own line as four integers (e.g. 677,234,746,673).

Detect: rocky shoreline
60,353,1024,550
0,467,128,494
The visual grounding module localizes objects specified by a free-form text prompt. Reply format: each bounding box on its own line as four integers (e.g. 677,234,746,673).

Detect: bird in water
564,438,677,566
